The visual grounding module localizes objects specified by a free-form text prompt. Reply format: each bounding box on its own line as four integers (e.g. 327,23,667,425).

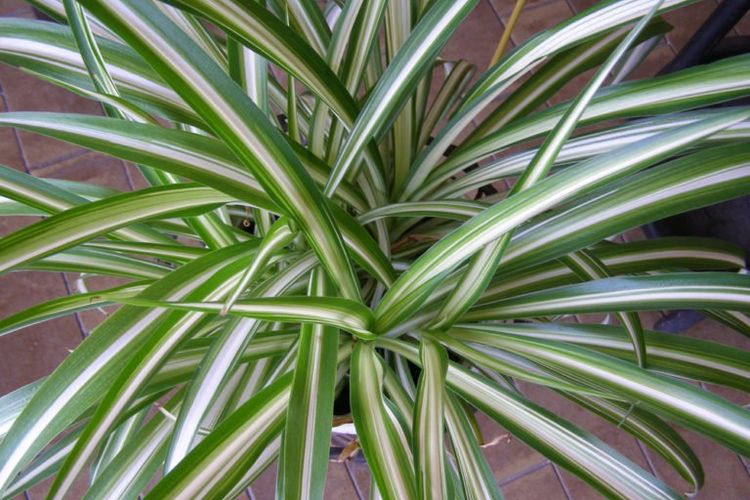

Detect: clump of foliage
0,0,749,498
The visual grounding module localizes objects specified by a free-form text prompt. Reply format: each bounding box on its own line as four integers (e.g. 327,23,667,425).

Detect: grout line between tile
636,438,660,478
8,127,30,173
0,91,32,174
739,455,750,479
486,0,507,28
30,149,91,172
120,160,137,191
551,463,573,500
344,460,366,500
498,459,550,486
60,273,89,339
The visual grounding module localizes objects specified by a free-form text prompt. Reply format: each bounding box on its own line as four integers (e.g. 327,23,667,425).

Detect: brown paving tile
547,67,596,107
687,318,750,351
0,212,39,238
636,311,663,331
124,162,151,190
492,0,558,17
621,226,647,243
734,7,750,36
344,459,371,499
0,94,25,171
32,151,131,192
442,0,506,76
662,1,717,52
0,65,100,167
573,312,613,325
474,410,548,481
0,0,32,17
323,461,361,499
248,460,277,500
502,464,567,499
622,43,676,81
704,381,749,408
500,0,575,46
0,270,82,395
567,0,598,13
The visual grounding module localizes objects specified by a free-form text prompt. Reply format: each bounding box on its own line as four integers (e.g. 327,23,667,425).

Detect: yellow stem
489,0,527,68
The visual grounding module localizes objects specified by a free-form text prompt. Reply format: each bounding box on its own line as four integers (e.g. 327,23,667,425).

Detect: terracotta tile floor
1,0,750,498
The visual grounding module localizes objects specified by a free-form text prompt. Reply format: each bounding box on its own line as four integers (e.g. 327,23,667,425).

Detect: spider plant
0,0,749,498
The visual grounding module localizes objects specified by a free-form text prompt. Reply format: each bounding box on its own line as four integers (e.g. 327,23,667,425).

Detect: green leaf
163,253,317,470
402,0,700,200
480,237,746,303
0,18,199,124
502,143,750,271
161,0,357,126
280,268,339,499
112,295,375,339
408,54,750,200
223,218,295,313
475,321,747,391
46,252,317,499
375,108,750,333
563,393,703,493
449,327,750,456
0,112,368,212
0,113,396,285
351,342,417,499
413,335,449,499
444,393,502,500
435,112,750,199
325,0,479,195
470,20,670,137
0,281,149,338
0,241,259,494
84,240,207,263
417,60,475,149
25,247,170,279
84,391,184,500
145,374,291,499
560,249,647,366
465,272,750,326
62,0,123,114
0,380,42,442
0,184,235,275
4,425,82,498
150,333,297,396
79,0,361,301
308,0,387,156
381,338,680,499
0,161,168,244
287,0,330,56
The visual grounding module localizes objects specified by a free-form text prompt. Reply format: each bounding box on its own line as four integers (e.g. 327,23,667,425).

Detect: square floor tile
0,270,83,395
32,151,132,192
0,65,100,167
